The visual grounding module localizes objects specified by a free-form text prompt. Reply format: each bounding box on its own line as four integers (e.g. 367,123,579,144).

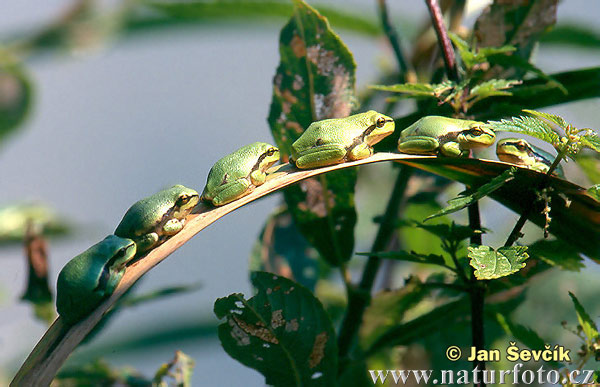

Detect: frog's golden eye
470,128,483,136
115,248,126,258
376,117,387,128
516,142,527,151
177,194,191,206
266,147,277,156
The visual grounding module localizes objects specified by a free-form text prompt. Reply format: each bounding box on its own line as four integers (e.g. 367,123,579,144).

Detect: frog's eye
114,247,127,258
470,128,483,136
266,147,277,156
516,142,527,151
376,117,387,128
177,194,191,206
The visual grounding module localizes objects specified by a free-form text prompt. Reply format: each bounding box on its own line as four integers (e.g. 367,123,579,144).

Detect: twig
376,0,408,80
337,164,413,362
424,0,459,81
468,202,486,386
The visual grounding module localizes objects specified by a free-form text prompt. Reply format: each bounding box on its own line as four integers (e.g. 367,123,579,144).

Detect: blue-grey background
1,0,599,385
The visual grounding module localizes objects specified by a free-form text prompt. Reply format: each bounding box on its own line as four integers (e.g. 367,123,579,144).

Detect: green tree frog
56,235,136,324
201,142,280,206
290,110,395,169
397,115,496,157
115,184,199,253
496,138,564,177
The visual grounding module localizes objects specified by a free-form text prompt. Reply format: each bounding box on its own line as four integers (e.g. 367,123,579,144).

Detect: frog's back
402,116,476,138
293,116,367,150
115,189,179,236
205,142,268,191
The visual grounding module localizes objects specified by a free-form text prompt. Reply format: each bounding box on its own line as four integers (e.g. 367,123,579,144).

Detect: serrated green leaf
581,132,600,153
359,250,446,267
488,115,561,147
568,292,599,343
369,83,436,98
468,245,529,279
522,109,568,130
0,59,33,145
360,277,429,349
425,168,516,221
249,206,320,291
449,32,516,70
214,272,337,386
469,79,520,102
528,239,584,271
267,0,358,266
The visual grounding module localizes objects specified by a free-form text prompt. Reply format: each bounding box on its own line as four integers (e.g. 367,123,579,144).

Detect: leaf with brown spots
474,0,558,77
214,271,337,386
267,0,357,266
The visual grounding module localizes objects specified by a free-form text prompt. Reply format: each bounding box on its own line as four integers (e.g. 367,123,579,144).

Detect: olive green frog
397,116,496,157
290,110,395,169
201,142,280,206
56,235,136,324
496,138,564,177
115,185,199,253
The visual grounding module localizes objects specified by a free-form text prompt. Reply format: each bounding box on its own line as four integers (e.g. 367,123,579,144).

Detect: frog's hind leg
212,179,252,206
439,142,467,157
347,143,373,161
397,136,440,155
294,145,347,169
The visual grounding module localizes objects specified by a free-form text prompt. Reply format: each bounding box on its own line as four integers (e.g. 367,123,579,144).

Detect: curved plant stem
337,164,413,363
468,202,486,386
424,0,459,82
10,153,426,387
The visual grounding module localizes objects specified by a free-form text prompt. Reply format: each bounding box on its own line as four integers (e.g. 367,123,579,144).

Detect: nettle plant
8,0,600,386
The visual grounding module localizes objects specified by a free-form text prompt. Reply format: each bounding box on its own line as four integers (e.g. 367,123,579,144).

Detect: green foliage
449,32,516,71
56,359,150,386
528,239,584,271
0,57,32,145
153,351,195,387
568,292,599,344
267,0,357,266
0,203,71,245
468,245,529,279
425,168,516,221
214,272,337,386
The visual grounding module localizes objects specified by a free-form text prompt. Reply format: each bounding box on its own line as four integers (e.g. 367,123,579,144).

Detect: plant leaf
425,168,516,221
267,0,358,266
369,83,435,97
488,114,561,147
153,350,195,387
360,250,446,267
568,292,599,343
474,0,558,65
250,206,320,291
528,239,585,271
0,202,71,245
214,271,337,386
449,32,516,70
469,79,520,102
0,59,33,145
540,24,600,49
468,245,529,280
581,132,600,153
587,184,600,202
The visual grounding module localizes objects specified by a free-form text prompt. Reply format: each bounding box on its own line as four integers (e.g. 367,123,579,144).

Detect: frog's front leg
249,169,267,186
439,142,468,157
162,218,185,236
134,233,160,253
212,179,252,206
397,136,440,155
348,142,373,161
103,270,125,296
294,144,347,169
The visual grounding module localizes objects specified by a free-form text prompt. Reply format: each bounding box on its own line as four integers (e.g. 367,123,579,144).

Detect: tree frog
115,184,199,253
290,110,395,169
496,138,564,177
397,115,496,157
56,235,136,324
201,142,280,206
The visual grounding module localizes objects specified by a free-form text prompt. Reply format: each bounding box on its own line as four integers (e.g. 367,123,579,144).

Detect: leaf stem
376,0,408,80
424,0,459,82
468,201,486,385
337,164,413,363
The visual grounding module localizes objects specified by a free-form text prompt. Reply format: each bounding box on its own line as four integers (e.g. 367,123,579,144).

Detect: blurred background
1,0,599,385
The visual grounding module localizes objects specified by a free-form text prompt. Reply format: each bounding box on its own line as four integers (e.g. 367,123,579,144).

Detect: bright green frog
290,110,395,169
496,138,564,177
397,116,496,157
115,185,199,253
56,235,136,324
201,142,280,206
